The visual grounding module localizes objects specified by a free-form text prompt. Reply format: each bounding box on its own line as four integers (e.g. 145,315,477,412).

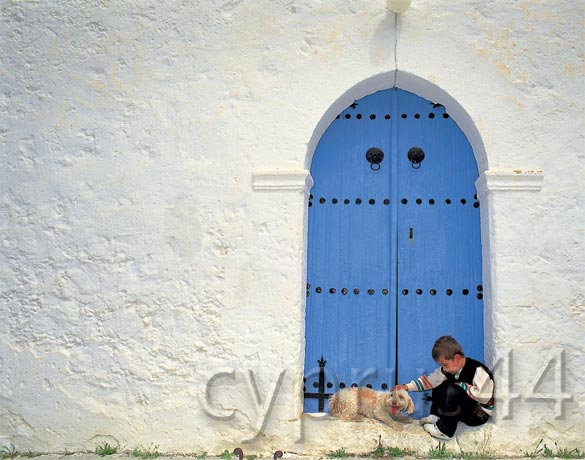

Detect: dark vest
443,357,494,407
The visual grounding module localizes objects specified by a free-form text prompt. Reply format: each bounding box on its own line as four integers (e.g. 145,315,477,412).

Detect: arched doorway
303,88,484,418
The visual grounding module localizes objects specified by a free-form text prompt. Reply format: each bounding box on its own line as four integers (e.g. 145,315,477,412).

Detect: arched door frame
301,71,494,410
305,71,488,172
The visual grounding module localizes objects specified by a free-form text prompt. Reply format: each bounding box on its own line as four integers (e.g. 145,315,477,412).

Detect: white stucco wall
0,0,583,455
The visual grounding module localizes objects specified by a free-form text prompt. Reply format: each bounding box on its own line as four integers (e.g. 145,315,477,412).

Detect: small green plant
371,444,386,458
95,442,118,456
131,444,160,459
543,443,555,458
0,445,18,459
196,453,208,460
543,442,584,459
220,450,233,460
369,443,416,459
524,439,545,458
329,447,350,458
387,446,416,457
245,455,257,460
428,442,453,459
459,451,495,459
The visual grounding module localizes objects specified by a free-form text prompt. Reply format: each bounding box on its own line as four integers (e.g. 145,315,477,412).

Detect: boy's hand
391,384,408,392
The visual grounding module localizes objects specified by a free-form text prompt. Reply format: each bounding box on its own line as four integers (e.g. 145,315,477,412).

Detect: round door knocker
366,147,384,171
407,146,425,169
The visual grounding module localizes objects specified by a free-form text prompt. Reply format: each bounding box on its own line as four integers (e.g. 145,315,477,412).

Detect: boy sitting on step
393,335,494,440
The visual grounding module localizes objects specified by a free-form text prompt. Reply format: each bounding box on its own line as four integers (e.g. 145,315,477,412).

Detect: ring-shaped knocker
366,147,384,172
407,146,425,169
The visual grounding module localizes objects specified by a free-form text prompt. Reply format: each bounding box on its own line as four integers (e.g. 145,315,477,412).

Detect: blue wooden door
304,89,483,416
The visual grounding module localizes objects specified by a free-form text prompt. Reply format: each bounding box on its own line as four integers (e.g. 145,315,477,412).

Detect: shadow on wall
370,10,397,66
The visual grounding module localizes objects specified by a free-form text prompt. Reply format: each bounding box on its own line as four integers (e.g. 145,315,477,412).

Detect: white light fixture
387,0,413,13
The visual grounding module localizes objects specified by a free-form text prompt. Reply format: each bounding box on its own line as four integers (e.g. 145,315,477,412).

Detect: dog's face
385,389,415,415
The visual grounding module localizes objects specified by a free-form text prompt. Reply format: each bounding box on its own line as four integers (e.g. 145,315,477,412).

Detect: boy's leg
431,383,490,437
432,383,463,438
459,399,490,427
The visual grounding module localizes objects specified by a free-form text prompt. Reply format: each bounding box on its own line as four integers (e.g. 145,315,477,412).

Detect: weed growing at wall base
95,443,118,456
0,445,17,459
131,444,161,459
543,441,584,459
460,451,496,459
524,440,585,459
371,442,417,458
428,443,454,459
219,450,233,460
328,447,352,458
371,445,386,458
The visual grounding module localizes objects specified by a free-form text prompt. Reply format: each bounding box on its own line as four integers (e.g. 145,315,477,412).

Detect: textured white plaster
0,0,583,455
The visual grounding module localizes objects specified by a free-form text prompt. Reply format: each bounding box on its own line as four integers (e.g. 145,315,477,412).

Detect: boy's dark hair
432,336,465,360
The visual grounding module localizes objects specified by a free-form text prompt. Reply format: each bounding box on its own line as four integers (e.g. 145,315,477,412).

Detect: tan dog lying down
329,388,415,429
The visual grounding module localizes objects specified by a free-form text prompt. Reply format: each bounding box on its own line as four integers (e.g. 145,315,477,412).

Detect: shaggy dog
329,388,415,429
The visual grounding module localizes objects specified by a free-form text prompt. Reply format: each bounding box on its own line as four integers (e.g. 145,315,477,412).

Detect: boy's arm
458,367,494,405
404,367,447,392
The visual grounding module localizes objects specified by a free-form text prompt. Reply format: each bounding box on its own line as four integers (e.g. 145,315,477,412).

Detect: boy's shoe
419,414,440,425
423,423,453,441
